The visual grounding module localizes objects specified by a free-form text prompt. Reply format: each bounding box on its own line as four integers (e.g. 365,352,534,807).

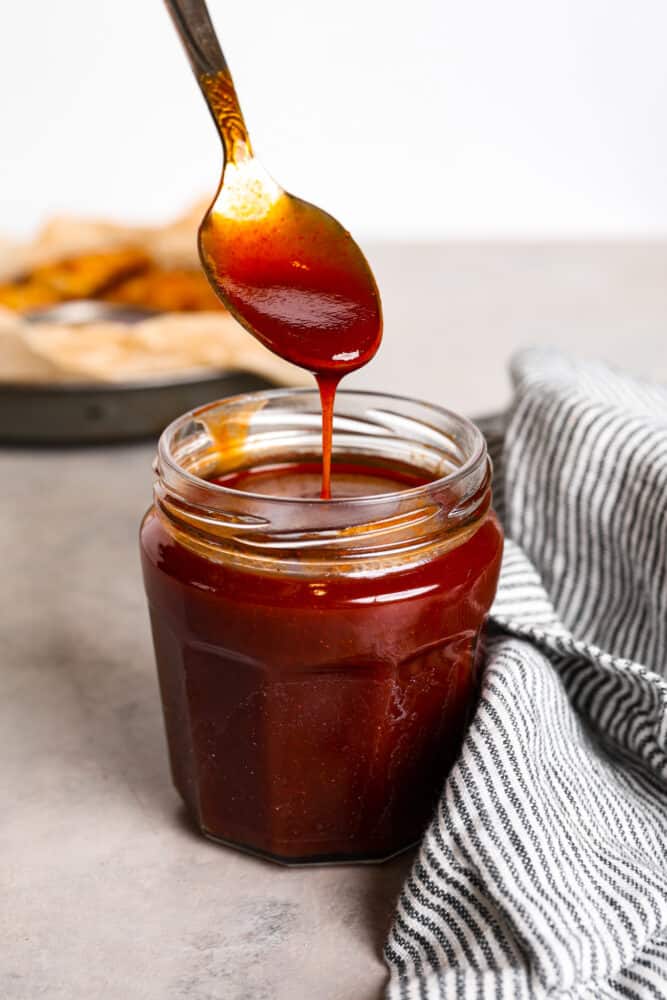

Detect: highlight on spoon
210,157,282,223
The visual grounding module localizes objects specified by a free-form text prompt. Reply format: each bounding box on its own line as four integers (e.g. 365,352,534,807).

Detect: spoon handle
163,0,228,77
164,0,252,161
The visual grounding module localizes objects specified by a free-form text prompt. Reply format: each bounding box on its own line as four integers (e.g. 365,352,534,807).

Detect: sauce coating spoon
164,0,383,497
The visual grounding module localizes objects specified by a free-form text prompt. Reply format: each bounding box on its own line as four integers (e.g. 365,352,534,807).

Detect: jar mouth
158,387,487,507
154,388,492,572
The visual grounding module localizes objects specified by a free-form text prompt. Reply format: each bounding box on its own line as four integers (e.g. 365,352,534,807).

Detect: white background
2,0,667,241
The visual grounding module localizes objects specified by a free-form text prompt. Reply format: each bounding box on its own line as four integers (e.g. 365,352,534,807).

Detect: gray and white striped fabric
385,349,667,1000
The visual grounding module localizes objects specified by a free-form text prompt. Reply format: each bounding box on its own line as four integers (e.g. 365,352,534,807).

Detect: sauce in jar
141,391,503,863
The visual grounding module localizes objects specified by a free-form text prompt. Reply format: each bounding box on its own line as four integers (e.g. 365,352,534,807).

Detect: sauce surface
211,459,431,499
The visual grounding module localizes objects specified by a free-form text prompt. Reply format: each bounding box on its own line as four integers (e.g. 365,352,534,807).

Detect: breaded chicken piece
102,266,223,312
0,247,151,310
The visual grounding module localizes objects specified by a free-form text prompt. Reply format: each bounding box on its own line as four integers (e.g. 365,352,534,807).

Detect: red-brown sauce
141,463,503,862
211,460,431,497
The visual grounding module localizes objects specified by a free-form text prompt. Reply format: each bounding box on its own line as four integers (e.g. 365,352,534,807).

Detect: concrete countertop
4,243,667,1000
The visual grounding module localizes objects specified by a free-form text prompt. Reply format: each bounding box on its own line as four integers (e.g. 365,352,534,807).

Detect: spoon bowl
200,165,382,375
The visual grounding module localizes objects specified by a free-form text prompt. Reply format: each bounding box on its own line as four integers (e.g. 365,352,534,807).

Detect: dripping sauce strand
199,70,382,499
316,374,342,500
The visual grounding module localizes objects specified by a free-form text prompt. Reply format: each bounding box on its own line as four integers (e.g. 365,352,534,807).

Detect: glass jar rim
158,386,488,508
153,387,493,573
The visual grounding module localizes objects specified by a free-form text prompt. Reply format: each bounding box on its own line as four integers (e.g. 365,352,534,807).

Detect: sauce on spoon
198,70,382,497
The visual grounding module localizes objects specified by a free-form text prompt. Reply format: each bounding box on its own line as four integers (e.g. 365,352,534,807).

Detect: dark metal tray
0,370,275,445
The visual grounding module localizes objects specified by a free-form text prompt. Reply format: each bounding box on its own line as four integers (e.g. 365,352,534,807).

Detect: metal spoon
163,0,382,377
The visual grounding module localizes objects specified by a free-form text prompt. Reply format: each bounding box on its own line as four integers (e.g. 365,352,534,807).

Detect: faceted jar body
140,390,503,864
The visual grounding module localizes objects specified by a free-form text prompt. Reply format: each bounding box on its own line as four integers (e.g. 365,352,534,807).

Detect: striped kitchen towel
385,348,667,1000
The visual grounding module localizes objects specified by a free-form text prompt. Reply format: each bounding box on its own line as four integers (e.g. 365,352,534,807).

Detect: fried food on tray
0,279,62,312
0,251,225,314
0,248,151,311
0,202,227,315
102,266,223,312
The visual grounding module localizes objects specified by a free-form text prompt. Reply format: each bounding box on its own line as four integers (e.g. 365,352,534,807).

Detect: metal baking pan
0,370,275,445
0,301,277,444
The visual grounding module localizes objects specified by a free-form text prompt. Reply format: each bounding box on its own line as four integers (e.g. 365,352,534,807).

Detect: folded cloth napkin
385,348,667,1000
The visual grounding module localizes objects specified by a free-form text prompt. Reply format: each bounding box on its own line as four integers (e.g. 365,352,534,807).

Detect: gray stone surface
4,243,667,1000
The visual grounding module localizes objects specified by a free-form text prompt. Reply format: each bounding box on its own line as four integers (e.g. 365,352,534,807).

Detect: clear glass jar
140,389,503,864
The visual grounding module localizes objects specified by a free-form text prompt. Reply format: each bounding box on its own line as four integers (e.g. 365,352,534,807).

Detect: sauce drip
198,70,382,498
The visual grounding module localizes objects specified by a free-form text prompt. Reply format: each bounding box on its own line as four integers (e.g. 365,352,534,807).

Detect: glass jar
140,389,503,864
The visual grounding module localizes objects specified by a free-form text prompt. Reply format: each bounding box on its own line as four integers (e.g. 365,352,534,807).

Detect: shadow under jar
140,390,503,864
